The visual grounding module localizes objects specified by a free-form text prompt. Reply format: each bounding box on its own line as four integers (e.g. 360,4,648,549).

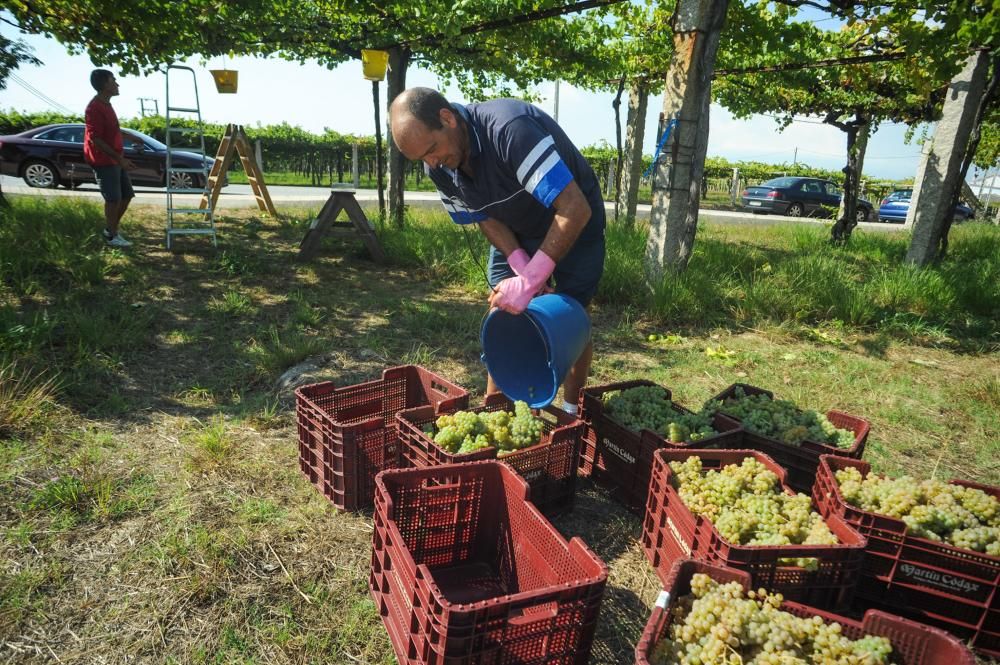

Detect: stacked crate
294,365,468,511
369,461,608,665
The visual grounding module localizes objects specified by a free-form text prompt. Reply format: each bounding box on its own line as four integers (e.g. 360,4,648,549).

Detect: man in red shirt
84,69,135,248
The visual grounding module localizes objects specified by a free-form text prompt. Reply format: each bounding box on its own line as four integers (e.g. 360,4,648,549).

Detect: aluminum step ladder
165,65,215,249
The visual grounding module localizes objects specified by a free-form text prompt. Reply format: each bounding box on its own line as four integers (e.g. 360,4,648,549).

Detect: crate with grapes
395,393,584,514
635,559,976,665
642,449,866,610
577,380,743,514
814,454,1000,658
702,383,871,494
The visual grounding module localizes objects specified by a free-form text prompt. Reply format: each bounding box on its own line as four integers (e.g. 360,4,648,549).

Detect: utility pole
793,147,798,166
554,79,561,122
138,98,158,117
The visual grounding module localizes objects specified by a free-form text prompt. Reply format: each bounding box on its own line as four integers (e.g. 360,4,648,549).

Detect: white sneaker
107,234,132,248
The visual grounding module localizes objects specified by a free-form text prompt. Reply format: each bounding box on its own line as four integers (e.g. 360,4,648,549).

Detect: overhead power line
8,73,76,115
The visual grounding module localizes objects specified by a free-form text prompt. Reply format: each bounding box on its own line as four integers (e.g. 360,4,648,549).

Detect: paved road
0,175,904,232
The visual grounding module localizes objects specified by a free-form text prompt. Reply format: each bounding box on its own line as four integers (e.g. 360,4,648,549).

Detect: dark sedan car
877,188,974,224
741,176,873,224
0,123,219,190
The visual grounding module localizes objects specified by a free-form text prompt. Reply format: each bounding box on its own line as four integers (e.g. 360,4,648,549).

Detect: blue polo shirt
427,100,605,243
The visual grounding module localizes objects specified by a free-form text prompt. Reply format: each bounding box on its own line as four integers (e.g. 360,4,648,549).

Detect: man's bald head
390,87,452,130
389,87,467,170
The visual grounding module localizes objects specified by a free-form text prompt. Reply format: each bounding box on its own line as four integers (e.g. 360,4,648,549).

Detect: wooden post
352,143,360,188
254,139,264,172
730,167,740,205
372,81,385,217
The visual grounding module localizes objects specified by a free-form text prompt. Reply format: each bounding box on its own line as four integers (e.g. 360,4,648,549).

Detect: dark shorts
93,165,135,203
488,233,606,307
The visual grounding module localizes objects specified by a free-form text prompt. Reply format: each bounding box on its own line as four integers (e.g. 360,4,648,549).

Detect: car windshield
122,129,167,150
761,177,798,188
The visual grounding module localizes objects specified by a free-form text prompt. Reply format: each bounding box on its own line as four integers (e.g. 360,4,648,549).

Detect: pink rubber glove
507,248,530,276
490,250,556,314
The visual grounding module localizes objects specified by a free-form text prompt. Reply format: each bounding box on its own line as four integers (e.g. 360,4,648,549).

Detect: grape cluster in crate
426,400,544,454
292,366,996,664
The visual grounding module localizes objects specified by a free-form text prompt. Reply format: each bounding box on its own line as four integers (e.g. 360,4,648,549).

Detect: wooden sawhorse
297,191,385,263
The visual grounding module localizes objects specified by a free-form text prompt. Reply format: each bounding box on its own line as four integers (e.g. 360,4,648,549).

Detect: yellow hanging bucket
210,69,239,94
361,50,389,81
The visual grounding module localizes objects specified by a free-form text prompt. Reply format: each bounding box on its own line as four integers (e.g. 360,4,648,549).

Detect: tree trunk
906,50,991,266
617,82,649,228
837,122,870,222
372,81,385,217
386,46,411,228
937,51,999,261
612,77,625,221
645,0,730,279
829,114,868,243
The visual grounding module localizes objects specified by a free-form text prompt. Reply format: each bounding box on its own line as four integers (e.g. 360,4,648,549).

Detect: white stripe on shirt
515,136,555,183
524,152,562,195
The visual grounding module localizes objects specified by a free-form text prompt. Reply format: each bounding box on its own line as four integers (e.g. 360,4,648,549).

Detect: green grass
381,208,1000,342
0,195,997,663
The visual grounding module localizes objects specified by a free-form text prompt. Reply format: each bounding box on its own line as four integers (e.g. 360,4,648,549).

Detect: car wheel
786,202,805,217
22,160,60,188
855,207,869,224
168,171,195,189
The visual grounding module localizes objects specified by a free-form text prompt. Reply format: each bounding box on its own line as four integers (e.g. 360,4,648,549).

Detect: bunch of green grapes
604,386,719,443
650,573,897,665
664,409,718,444
431,401,545,455
704,387,855,448
507,400,544,451
669,457,837,569
835,466,1000,555
603,385,675,432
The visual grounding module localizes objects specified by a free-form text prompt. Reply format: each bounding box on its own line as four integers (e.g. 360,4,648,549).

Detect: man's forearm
539,181,592,262
479,218,521,257
93,136,123,162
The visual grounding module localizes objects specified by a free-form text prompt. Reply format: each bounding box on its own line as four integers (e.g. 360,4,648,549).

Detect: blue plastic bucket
480,293,591,408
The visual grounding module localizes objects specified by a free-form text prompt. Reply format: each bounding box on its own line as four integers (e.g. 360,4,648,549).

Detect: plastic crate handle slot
419,478,464,493
429,379,451,394
508,602,558,626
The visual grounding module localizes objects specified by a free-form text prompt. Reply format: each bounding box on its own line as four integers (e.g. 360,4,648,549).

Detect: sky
0,22,935,181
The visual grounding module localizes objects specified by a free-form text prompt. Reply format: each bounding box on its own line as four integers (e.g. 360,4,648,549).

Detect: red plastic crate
577,380,743,514
294,365,469,511
396,393,584,515
814,454,1000,658
636,559,976,665
706,383,871,493
642,448,866,610
369,461,608,665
